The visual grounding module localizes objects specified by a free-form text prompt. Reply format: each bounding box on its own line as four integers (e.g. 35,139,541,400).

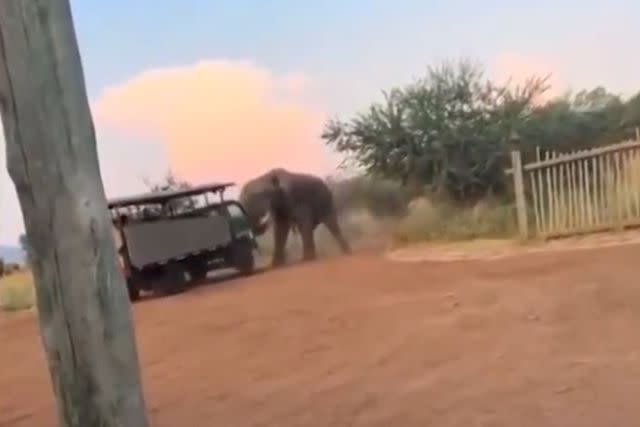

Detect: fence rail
510,138,640,239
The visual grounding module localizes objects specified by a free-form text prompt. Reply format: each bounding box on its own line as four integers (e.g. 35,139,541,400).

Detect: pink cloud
490,53,567,103
92,60,336,186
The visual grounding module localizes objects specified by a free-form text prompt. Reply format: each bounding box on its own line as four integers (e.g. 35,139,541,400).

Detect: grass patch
392,197,518,245
0,270,35,312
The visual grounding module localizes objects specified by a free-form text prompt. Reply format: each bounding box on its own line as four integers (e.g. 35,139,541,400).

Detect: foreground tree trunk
0,1,149,426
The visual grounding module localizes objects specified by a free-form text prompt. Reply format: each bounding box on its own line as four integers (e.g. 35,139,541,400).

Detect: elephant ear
241,174,268,199
240,168,291,208
247,169,279,192
239,175,274,221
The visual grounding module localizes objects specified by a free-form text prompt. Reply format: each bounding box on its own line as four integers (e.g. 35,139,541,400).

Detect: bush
328,175,519,245
0,270,35,312
392,196,518,244
328,175,411,218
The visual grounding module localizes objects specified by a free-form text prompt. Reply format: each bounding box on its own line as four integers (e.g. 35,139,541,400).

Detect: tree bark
0,1,149,426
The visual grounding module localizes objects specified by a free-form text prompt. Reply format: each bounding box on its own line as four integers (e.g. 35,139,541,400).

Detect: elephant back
285,172,335,218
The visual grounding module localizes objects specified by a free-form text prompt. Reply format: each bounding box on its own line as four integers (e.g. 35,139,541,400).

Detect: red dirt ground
1,244,640,426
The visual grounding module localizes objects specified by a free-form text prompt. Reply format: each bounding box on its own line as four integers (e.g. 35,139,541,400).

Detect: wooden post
0,1,149,427
511,150,529,239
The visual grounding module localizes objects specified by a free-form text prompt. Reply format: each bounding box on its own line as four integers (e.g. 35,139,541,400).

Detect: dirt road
1,244,640,426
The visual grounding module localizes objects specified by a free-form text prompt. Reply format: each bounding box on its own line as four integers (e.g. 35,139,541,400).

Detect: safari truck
108,182,257,301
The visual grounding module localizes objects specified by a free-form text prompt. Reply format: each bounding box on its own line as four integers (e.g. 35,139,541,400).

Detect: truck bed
122,215,232,268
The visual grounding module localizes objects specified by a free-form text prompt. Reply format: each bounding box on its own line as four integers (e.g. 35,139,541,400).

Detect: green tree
517,87,636,157
323,59,549,202
323,58,640,203
621,91,640,135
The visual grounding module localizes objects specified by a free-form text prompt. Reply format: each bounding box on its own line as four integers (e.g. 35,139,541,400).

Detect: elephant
238,168,351,266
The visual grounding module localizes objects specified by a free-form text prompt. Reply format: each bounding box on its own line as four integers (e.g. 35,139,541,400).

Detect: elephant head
238,170,283,236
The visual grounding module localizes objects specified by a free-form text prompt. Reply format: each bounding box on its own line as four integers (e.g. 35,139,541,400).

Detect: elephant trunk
251,211,271,236
240,192,271,237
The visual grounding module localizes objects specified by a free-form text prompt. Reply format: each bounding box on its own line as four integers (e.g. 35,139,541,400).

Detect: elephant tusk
259,211,271,228
252,211,271,236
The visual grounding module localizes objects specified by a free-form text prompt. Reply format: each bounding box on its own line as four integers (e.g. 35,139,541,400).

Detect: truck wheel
159,263,189,296
232,238,255,275
127,282,141,302
126,274,142,302
187,261,209,282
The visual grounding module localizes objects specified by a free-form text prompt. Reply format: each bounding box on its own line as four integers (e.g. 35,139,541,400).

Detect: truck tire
231,237,255,275
127,281,141,302
126,272,142,302
187,260,209,282
159,263,189,296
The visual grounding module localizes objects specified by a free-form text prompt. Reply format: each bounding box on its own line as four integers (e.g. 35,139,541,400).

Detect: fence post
511,150,529,239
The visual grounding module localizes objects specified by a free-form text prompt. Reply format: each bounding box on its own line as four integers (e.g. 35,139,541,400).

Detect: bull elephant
239,168,351,266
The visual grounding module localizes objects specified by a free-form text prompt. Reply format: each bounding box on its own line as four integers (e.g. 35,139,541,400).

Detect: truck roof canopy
107,182,235,209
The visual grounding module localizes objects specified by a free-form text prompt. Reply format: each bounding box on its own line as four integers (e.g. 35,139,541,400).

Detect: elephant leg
272,220,290,267
296,211,316,262
323,212,351,254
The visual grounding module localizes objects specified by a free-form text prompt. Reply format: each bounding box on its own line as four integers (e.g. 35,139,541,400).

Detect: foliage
322,58,640,202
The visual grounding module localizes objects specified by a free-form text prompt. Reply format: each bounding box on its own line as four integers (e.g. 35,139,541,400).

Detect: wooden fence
509,138,640,239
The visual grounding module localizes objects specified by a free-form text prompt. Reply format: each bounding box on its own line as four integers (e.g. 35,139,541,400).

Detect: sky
1,0,640,245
